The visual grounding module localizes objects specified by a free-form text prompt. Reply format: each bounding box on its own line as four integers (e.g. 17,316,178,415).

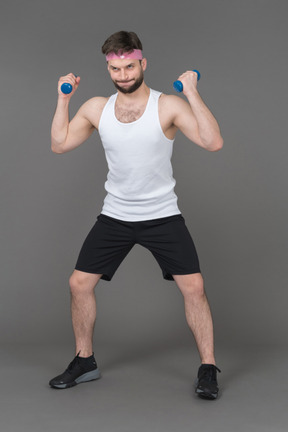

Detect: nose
120,69,128,81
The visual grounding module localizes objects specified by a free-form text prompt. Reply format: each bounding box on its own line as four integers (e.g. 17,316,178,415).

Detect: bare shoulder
79,96,109,129
159,93,191,126
159,93,189,114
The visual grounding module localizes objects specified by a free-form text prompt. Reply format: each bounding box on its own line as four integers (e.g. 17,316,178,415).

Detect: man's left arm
173,71,223,151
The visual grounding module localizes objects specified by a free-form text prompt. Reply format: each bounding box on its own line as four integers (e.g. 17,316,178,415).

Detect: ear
141,58,147,71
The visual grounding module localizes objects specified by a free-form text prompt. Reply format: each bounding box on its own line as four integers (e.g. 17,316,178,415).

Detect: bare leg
69,270,103,357
173,273,216,365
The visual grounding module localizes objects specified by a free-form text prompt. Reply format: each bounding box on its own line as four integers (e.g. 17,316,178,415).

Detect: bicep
60,102,96,153
172,98,202,146
66,112,94,151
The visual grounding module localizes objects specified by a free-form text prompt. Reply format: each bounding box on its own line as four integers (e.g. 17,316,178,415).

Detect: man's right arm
51,73,100,154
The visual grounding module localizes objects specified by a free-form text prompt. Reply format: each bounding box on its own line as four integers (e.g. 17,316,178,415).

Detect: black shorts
75,213,201,282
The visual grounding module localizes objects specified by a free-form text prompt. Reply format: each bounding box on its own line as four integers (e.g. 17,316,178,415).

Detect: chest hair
115,103,146,123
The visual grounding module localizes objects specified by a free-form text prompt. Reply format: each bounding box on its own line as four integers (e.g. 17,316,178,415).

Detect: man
49,31,223,400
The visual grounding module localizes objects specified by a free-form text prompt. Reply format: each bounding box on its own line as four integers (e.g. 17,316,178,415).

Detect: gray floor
1,342,287,432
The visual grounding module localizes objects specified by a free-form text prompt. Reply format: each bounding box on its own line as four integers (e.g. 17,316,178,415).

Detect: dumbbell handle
173,69,201,93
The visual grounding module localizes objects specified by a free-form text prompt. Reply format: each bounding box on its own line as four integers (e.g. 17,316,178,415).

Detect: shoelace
66,353,81,374
199,365,221,382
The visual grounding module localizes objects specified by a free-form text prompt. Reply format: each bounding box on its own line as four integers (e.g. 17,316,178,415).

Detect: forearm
186,90,223,151
51,97,70,152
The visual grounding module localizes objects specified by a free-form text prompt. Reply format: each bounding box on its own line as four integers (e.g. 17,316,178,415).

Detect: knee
69,271,94,296
176,273,205,300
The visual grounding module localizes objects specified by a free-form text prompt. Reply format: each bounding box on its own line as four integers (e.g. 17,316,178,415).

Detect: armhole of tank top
98,95,115,134
156,92,175,144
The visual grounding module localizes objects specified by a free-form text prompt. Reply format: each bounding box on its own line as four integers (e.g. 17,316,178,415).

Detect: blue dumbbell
173,69,201,92
60,75,78,94
61,83,72,94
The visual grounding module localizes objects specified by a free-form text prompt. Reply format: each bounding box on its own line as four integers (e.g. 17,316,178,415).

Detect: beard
113,70,144,94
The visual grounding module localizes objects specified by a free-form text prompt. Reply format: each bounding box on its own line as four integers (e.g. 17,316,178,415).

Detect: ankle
201,357,216,366
76,349,93,358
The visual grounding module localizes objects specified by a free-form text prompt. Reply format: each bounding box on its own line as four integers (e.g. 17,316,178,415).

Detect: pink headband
106,49,143,61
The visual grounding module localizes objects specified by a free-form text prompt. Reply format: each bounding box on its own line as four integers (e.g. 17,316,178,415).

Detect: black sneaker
195,364,221,400
49,352,101,389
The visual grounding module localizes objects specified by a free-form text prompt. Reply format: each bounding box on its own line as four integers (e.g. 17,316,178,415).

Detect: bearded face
112,67,144,94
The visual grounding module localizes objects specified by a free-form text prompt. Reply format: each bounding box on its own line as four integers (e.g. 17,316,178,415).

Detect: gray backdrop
0,0,288,344
1,1,288,431
1,0,287,347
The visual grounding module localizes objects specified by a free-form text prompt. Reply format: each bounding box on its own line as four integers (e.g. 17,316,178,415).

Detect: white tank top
98,88,181,221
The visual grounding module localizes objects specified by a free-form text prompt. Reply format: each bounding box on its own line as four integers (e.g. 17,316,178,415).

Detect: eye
127,64,134,69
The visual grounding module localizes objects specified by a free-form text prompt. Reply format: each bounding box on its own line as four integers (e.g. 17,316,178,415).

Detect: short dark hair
101,31,143,56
